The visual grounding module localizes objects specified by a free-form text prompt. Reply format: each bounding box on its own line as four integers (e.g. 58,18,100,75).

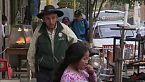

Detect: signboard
102,44,134,59
102,44,134,49
58,0,75,9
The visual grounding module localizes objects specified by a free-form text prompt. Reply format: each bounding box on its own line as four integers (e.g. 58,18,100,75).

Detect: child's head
64,42,90,70
74,10,83,20
62,17,70,26
53,42,90,82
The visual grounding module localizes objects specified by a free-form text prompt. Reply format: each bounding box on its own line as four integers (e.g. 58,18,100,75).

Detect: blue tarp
32,0,40,16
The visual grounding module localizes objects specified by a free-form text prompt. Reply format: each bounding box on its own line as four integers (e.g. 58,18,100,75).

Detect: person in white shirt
1,15,8,51
2,15,7,38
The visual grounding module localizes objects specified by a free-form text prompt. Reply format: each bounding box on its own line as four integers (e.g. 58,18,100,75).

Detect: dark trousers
37,68,53,82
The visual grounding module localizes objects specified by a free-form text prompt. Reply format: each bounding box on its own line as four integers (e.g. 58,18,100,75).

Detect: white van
93,10,135,38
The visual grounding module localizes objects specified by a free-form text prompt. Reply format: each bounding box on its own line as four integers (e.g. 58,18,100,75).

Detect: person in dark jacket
27,5,77,82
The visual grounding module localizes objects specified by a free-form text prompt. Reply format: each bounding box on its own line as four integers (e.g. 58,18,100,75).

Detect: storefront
0,0,33,80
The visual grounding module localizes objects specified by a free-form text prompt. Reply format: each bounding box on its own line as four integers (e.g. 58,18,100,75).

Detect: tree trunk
88,0,106,47
88,0,94,48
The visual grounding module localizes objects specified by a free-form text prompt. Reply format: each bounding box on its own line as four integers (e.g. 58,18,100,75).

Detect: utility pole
112,4,129,82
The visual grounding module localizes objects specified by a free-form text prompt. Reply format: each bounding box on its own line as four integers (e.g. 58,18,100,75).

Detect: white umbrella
58,8,74,22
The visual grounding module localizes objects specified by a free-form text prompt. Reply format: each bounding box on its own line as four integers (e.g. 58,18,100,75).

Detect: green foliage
111,0,144,9
76,0,86,12
111,0,133,3
111,0,144,5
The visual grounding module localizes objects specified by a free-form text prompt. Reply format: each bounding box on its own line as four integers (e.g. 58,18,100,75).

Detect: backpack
71,18,88,29
71,18,89,41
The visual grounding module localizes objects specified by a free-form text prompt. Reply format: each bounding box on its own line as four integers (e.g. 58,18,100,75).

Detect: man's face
75,15,82,20
43,13,58,29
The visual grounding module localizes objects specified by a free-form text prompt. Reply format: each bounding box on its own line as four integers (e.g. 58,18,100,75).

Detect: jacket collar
39,22,48,36
39,21,63,35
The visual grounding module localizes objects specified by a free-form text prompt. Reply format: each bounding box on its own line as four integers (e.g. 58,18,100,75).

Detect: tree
87,0,144,46
87,0,107,47
87,1,144,82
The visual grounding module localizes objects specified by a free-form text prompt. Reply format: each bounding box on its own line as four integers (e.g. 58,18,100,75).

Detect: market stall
5,25,32,79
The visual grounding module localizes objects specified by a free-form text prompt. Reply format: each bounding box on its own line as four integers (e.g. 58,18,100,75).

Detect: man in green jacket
27,5,78,82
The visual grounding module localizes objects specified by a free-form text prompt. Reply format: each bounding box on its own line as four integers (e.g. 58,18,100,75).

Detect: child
54,42,97,82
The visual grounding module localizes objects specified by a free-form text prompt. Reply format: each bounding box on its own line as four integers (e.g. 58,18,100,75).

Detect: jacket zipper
38,56,44,71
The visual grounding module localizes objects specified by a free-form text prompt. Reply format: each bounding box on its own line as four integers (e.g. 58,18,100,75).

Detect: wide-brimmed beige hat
37,5,64,19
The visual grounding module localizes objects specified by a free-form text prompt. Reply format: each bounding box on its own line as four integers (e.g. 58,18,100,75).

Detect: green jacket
27,21,78,72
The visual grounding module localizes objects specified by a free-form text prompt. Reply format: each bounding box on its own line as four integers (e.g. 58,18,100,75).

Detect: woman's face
77,50,90,70
63,20,70,25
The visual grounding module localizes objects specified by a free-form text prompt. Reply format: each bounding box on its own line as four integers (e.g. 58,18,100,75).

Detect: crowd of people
27,5,97,82
1,4,96,82
62,10,89,41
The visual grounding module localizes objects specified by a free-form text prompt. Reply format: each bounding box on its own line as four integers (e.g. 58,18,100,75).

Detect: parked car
93,10,136,38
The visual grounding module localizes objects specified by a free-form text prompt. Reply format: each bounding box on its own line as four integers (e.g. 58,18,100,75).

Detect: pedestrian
53,42,97,82
27,5,78,82
1,15,8,53
71,10,89,41
2,15,8,38
62,17,70,27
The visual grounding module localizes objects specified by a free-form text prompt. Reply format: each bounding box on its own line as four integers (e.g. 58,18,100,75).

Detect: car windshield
97,24,135,38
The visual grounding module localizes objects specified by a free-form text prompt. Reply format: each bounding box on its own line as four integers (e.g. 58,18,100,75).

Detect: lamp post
113,4,129,82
